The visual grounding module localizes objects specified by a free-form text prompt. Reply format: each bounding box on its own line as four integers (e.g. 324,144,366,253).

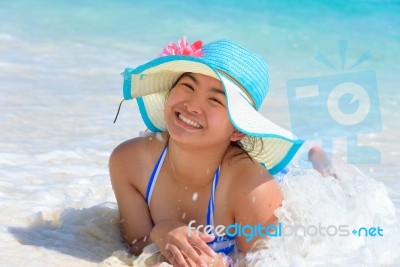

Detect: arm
109,140,154,255
232,166,283,253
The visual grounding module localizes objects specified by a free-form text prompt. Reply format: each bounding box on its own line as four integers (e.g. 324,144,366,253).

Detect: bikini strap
145,146,168,206
206,166,221,226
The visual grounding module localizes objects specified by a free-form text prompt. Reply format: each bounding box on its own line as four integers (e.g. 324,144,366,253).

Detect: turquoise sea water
1,1,399,266
1,1,399,61
1,0,399,186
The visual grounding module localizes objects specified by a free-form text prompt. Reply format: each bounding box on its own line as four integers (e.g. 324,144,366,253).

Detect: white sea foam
241,167,400,266
3,139,398,267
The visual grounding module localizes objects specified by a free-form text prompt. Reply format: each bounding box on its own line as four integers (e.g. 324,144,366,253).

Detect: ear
230,130,245,142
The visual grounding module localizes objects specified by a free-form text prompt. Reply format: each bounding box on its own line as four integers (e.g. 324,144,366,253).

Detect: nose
184,96,203,114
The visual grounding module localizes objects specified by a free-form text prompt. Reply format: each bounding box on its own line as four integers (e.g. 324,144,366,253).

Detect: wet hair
227,136,265,165
165,72,265,164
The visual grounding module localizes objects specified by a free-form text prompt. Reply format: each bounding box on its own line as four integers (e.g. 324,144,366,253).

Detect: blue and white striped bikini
145,146,236,255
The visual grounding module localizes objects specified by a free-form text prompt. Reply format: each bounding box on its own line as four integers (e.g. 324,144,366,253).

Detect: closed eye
210,97,225,106
182,83,194,91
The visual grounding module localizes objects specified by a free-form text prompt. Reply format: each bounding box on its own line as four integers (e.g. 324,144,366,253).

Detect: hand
150,220,216,267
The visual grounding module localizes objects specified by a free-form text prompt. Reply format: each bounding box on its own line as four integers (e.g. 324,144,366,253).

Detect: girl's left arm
232,168,283,253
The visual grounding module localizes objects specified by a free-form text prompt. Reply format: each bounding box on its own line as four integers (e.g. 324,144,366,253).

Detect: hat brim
123,55,303,174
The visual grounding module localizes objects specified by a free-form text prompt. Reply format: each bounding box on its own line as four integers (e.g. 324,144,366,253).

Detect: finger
169,244,189,267
189,234,216,258
169,258,178,267
163,248,174,264
164,249,180,267
198,231,216,243
180,243,207,267
163,243,180,266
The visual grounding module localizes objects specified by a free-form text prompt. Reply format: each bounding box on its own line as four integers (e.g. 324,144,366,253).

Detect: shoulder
220,148,276,191
227,157,281,207
109,133,168,194
110,133,167,165
223,155,282,252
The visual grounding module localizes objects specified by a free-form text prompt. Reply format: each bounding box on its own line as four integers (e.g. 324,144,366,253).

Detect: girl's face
164,73,237,147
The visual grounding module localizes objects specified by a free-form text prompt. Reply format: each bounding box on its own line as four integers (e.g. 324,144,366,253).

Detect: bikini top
145,146,236,254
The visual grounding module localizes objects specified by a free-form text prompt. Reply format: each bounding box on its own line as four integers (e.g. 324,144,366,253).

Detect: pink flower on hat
160,36,204,57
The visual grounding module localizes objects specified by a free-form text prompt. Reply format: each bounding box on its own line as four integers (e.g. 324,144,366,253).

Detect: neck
166,138,229,189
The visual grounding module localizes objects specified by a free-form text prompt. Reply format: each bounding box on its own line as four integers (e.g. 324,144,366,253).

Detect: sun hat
121,37,303,175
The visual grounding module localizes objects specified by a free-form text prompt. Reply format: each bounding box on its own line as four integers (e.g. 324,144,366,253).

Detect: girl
109,37,303,266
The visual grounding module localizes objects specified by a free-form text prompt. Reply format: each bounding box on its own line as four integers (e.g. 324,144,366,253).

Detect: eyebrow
182,73,199,85
182,73,225,96
210,87,225,96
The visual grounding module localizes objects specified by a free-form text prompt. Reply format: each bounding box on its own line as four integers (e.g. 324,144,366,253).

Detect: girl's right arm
109,139,154,255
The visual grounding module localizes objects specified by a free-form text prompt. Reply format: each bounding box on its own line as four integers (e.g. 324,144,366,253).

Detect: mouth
176,112,203,129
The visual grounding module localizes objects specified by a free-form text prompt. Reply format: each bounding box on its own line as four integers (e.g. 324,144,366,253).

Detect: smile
177,113,203,129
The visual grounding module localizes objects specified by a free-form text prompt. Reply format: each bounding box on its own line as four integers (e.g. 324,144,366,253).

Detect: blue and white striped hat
122,38,303,174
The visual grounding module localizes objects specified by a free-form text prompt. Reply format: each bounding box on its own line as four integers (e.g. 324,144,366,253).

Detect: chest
148,168,234,227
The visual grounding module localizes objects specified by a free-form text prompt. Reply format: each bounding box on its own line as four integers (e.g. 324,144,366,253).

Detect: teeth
178,113,202,129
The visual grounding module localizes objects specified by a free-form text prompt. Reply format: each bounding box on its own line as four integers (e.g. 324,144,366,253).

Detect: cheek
209,111,234,131
164,90,182,120
164,99,173,119
165,89,182,106
164,91,176,110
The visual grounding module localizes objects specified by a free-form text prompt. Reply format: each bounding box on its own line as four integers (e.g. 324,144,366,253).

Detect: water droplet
131,239,138,245
182,212,186,219
143,235,147,242
192,192,199,201
156,132,164,141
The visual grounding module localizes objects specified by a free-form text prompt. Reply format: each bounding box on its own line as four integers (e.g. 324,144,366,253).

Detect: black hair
227,136,264,165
